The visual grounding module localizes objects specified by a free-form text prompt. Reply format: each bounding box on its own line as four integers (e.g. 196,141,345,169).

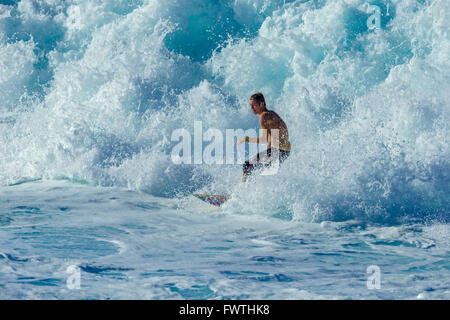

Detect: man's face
250,99,263,114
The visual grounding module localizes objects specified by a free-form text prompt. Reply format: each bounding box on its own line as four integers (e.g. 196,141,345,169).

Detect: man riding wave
237,93,291,182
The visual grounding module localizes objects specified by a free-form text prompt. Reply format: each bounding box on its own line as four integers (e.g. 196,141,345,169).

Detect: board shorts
242,148,290,176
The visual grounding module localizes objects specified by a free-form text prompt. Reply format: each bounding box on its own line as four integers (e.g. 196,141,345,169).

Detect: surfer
237,93,291,182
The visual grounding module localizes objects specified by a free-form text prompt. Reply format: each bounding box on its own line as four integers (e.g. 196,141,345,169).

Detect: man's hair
250,92,265,106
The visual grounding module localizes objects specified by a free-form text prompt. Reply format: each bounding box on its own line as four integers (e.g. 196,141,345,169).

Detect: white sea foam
0,0,448,223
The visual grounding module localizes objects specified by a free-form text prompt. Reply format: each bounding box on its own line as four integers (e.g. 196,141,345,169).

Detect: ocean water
0,0,449,299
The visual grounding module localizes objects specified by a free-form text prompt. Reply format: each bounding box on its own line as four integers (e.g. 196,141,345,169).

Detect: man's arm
245,128,268,144
237,112,271,146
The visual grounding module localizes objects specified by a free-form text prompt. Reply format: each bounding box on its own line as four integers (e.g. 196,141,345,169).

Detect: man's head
250,92,267,115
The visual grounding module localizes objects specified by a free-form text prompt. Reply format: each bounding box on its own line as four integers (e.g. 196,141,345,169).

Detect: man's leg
242,149,271,182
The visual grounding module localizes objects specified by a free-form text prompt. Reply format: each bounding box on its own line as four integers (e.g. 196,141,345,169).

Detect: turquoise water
0,0,449,299
0,180,448,299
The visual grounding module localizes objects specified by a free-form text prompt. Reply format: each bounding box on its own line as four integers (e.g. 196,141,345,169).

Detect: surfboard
193,194,230,207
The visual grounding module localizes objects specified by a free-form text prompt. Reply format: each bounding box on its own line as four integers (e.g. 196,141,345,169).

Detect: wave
0,0,448,223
